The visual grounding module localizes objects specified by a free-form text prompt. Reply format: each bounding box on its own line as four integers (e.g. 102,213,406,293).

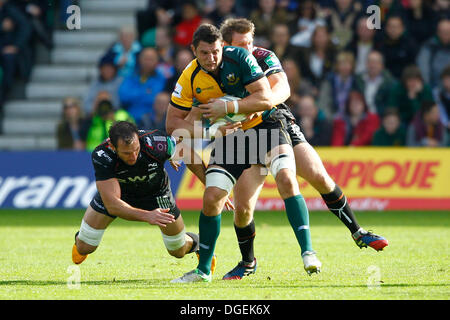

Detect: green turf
0,209,448,300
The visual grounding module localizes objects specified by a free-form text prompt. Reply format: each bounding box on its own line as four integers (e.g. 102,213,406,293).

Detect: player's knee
307,167,334,193
270,152,298,196
310,170,329,188
162,229,186,258
77,220,105,254
234,203,254,226
275,169,299,197
203,187,228,214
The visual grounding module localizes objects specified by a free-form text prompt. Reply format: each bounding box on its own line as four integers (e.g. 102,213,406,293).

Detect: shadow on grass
0,209,449,228
1,280,448,290
0,279,173,288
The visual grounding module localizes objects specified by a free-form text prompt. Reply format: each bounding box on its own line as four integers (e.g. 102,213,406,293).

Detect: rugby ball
205,95,247,138
217,95,247,123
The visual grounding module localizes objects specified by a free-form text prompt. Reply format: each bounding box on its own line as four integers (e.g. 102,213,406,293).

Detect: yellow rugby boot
196,252,217,275
72,244,88,264
72,232,88,264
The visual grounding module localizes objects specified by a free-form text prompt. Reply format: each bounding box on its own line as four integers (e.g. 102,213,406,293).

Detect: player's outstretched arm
96,179,175,227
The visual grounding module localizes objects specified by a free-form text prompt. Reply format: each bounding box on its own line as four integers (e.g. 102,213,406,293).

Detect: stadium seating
0,0,147,150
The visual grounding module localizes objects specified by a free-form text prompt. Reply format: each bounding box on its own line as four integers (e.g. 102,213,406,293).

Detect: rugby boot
352,228,389,251
222,258,257,280
196,251,217,275
171,268,212,283
302,251,321,275
72,231,88,264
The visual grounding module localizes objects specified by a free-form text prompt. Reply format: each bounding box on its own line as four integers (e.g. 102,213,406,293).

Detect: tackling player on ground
71,121,222,274
218,18,388,280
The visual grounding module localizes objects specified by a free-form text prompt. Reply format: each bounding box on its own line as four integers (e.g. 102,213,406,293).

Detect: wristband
232,100,239,114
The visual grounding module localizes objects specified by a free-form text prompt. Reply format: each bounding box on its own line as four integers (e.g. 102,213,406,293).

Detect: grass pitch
0,209,448,300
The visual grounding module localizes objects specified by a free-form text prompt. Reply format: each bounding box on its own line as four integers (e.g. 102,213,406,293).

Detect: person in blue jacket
118,47,166,124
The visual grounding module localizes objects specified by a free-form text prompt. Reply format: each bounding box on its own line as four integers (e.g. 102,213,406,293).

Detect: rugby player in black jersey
72,121,228,273
218,18,388,280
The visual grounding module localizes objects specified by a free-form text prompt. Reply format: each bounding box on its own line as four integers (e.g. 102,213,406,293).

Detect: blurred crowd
35,0,450,150
0,0,78,130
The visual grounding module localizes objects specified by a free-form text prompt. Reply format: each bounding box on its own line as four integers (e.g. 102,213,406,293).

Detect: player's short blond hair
220,18,255,44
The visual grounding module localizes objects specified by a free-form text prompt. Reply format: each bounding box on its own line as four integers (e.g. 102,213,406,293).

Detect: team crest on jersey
226,73,239,85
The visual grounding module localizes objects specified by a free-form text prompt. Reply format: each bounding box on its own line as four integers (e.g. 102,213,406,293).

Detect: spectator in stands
118,47,166,124
297,25,337,89
268,23,301,63
372,108,406,146
289,0,326,48
346,16,376,75
139,91,170,132
249,0,289,48
388,65,434,126
57,97,89,150
431,0,450,20
378,15,418,80
416,19,450,89
173,1,202,48
404,0,435,45
318,51,356,118
152,27,177,82
104,25,142,78
164,48,194,93
433,65,450,131
85,98,134,152
374,0,405,28
83,55,122,116
154,26,176,65
354,50,397,116
136,0,181,40
332,90,380,146
282,57,315,108
406,100,448,147
206,0,240,27
325,0,362,50
294,94,333,146
14,0,53,49
0,0,32,96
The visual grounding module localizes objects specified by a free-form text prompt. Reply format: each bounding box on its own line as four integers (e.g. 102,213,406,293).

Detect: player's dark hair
220,18,255,44
401,65,423,85
192,24,222,48
420,100,437,115
382,107,400,119
109,121,139,148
